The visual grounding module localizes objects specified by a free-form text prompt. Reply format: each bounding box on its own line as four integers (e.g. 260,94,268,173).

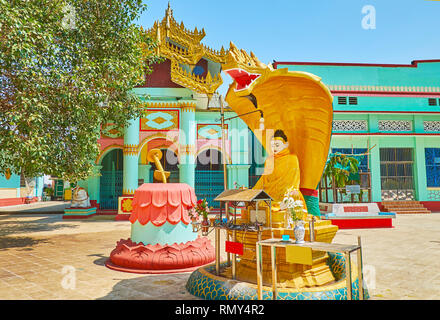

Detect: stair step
381,201,431,215
394,211,431,214
382,200,420,204
384,206,426,210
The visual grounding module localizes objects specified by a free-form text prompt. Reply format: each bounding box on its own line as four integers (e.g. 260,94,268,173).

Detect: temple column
369,136,382,202
87,165,102,205
123,118,140,195
179,104,196,188
414,137,428,201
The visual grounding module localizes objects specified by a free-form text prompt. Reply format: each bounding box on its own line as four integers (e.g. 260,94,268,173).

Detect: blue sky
137,0,440,95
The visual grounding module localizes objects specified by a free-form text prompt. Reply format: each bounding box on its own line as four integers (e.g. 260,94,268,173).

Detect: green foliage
0,0,162,182
323,153,360,190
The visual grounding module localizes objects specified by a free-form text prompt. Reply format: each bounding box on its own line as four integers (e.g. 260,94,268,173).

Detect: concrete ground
0,201,70,214
0,210,439,300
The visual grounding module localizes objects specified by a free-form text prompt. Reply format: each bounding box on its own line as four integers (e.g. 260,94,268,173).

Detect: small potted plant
281,188,308,244
195,199,210,235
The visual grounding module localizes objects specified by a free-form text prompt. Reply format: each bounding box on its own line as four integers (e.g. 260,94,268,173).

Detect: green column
123,118,140,195
369,136,382,202
179,104,196,187
87,165,102,203
368,114,379,133
414,115,425,133
414,137,428,201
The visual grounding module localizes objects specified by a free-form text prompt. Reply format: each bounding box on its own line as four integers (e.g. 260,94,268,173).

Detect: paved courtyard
0,209,439,300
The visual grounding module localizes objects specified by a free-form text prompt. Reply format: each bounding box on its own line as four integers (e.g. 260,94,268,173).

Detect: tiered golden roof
143,3,227,97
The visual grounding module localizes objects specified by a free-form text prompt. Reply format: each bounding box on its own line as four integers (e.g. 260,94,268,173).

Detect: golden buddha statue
253,129,307,216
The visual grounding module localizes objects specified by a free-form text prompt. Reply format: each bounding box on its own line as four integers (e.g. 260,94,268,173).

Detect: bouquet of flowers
280,188,307,228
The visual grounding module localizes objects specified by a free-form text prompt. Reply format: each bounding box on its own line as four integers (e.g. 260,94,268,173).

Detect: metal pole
269,200,273,238
215,226,220,275
357,236,364,300
232,229,236,279
271,245,277,300
309,216,315,242
345,252,353,300
220,96,231,265
220,95,228,191
256,242,263,300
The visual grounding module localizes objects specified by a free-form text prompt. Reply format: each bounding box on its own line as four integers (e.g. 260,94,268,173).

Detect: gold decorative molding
123,144,139,156
180,103,196,113
142,102,196,109
122,189,136,196
170,60,222,97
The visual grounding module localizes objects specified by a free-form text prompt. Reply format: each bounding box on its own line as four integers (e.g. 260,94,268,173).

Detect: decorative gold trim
143,102,181,109
142,102,197,110
122,189,136,195
123,144,139,156
180,103,196,113
170,60,222,98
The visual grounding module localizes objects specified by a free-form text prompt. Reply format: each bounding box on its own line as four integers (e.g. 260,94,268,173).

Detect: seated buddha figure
253,129,306,213
70,186,91,208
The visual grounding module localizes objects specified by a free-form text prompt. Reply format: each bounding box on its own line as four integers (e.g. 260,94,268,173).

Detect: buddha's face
270,138,289,155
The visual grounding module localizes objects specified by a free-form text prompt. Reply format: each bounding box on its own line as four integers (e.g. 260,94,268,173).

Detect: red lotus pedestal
106,183,215,274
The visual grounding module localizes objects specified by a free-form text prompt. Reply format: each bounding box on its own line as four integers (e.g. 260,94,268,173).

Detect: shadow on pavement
0,215,79,236
96,271,196,300
89,254,109,266
0,235,52,251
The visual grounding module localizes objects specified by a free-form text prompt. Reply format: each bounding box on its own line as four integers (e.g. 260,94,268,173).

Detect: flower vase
294,220,305,244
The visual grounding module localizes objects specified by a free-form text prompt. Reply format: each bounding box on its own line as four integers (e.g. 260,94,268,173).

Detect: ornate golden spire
143,4,228,97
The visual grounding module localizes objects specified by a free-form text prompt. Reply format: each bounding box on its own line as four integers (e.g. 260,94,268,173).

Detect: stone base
186,254,369,300
106,237,215,274
63,207,97,219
